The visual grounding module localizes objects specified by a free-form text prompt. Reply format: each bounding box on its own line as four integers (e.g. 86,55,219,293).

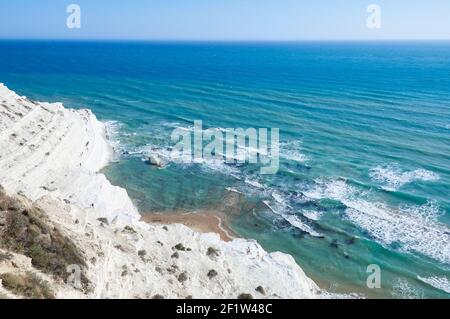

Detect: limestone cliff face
0,84,320,299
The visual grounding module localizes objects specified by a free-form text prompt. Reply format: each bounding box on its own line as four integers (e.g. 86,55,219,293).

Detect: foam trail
283,214,324,237
302,210,323,221
263,195,323,238
244,178,266,190
280,141,309,163
225,187,244,195
417,276,450,294
103,120,124,157
272,191,290,207
138,143,242,176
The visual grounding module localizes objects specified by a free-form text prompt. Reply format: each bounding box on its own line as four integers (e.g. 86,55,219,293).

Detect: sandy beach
142,212,236,242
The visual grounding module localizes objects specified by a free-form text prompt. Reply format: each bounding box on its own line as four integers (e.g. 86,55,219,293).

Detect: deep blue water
1,40,449,298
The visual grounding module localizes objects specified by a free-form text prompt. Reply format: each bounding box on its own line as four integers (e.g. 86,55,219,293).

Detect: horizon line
1,38,450,43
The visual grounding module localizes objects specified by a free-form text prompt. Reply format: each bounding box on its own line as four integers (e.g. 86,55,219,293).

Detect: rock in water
148,155,164,168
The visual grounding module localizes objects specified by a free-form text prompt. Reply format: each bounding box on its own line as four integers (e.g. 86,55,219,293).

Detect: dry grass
0,187,88,289
0,272,55,299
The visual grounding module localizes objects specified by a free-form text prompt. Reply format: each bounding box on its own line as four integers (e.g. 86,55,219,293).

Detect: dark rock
97,217,109,225
147,155,165,168
255,286,266,295
206,247,220,257
330,239,339,249
207,269,218,279
178,272,188,283
174,243,186,251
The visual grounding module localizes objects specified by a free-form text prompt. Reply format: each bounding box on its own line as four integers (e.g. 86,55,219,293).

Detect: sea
1,40,449,298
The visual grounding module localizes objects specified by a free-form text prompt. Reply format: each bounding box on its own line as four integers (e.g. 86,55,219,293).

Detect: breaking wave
302,210,323,221
303,179,450,265
104,120,125,160
417,276,450,294
262,190,324,238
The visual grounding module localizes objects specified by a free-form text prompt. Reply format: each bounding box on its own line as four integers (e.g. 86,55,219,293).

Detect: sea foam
263,190,323,237
369,164,440,191
392,278,424,299
417,276,450,294
280,140,309,163
304,179,450,265
104,120,124,155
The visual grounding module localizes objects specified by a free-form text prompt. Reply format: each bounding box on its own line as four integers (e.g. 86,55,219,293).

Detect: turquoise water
1,41,449,298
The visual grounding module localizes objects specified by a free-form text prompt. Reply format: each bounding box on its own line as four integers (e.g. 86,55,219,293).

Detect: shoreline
142,211,236,242
0,83,322,299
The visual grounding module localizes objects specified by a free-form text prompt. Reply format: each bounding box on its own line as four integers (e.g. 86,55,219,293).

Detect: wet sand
142,211,236,242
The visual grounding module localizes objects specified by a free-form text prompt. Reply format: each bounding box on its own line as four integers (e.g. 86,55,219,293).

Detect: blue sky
0,0,449,40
